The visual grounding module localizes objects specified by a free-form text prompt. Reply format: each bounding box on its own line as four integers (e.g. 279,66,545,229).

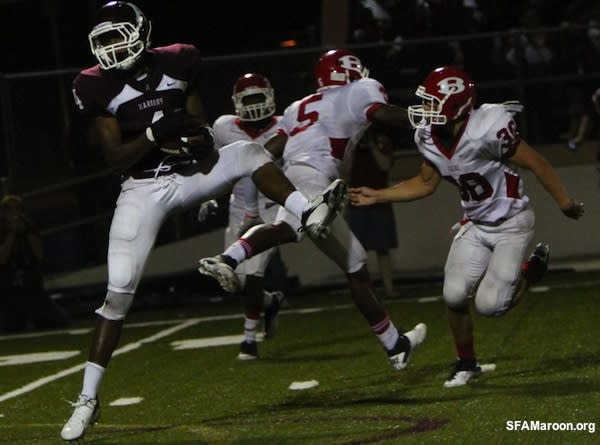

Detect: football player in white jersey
206,73,288,359
61,3,346,441
199,49,427,370
349,66,584,388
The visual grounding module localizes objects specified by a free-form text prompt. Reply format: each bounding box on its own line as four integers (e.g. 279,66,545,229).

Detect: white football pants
106,141,271,294
443,208,535,316
275,164,366,274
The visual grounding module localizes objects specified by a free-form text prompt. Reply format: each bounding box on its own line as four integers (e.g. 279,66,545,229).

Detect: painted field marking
3,279,586,405
109,397,144,407
530,286,550,293
0,318,201,403
172,333,264,350
0,351,80,367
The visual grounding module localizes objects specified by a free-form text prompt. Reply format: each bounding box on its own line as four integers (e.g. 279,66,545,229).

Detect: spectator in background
0,195,70,332
346,127,398,300
505,30,555,143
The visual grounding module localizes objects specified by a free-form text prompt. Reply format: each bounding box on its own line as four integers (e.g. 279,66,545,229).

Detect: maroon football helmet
408,66,475,128
88,1,152,70
232,73,276,121
314,49,369,91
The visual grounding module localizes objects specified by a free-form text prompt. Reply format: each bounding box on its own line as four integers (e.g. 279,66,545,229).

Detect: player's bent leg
521,242,550,287
301,178,348,239
198,222,297,293
263,290,286,339
474,234,534,317
237,275,263,360
314,217,427,370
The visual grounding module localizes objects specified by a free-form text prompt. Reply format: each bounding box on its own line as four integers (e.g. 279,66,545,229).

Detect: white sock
223,241,250,264
373,318,400,351
284,191,309,220
243,317,260,342
81,361,105,399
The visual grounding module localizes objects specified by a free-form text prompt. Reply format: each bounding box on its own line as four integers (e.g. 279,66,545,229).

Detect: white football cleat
444,358,482,388
301,179,348,239
198,255,241,293
60,394,100,441
387,323,427,371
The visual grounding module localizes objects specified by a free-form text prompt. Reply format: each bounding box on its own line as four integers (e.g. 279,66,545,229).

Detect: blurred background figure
0,194,70,332
592,87,600,161
345,127,398,300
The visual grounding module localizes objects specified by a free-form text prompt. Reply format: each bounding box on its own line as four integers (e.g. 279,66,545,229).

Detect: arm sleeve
347,78,388,124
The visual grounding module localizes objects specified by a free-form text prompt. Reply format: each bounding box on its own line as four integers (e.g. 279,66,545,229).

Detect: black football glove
562,200,584,219
145,110,205,145
180,126,215,160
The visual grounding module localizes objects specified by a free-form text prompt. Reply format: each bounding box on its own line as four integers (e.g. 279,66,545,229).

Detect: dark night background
1,0,322,72
0,0,599,275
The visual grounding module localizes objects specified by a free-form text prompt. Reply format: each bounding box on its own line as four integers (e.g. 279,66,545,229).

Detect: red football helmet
232,73,276,121
314,49,369,91
408,66,475,128
88,1,152,70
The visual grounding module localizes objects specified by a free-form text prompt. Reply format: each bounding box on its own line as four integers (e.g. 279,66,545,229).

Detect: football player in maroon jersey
61,2,346,440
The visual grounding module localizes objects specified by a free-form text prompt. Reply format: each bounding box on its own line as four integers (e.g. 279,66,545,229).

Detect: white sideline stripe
172,333,264,350
0,319,201,404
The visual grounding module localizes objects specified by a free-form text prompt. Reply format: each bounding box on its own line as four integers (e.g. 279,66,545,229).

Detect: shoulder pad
213,114,237,128
465,104,513,141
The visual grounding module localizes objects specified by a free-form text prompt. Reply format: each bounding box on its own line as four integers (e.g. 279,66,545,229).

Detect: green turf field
1,272,598,444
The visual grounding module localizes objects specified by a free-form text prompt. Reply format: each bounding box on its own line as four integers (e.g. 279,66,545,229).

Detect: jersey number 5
289,94,322,136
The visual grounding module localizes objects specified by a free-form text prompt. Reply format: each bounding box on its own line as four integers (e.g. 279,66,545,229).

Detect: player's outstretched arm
349,161,440,206
370,104,411,128
509,140,584,219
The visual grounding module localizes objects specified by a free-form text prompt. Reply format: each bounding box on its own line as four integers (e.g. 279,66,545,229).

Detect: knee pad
95,291,134,320
443,278,470,309
108,251,136,291
474,283,511,317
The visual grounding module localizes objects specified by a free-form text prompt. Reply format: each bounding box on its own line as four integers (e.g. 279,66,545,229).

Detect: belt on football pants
124,162,193,180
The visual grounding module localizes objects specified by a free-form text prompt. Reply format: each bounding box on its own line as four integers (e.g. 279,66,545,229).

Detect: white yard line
0,318,201,403
0,293,504,404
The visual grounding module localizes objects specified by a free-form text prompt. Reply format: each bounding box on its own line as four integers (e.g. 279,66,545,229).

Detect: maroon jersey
72,43,203,172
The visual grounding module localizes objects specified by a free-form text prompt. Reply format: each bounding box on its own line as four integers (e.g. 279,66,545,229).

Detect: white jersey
213,115,281,217
278,78,388,180
414,103,529,224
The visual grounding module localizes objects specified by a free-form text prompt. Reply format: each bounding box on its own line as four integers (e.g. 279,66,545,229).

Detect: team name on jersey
138,97,164,111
